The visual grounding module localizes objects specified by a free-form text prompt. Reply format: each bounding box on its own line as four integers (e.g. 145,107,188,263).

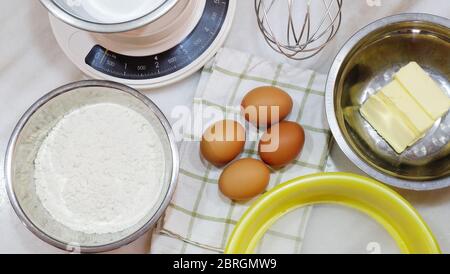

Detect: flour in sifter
34,103,165,234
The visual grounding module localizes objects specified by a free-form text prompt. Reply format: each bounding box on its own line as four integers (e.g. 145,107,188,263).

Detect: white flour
34,103,165,234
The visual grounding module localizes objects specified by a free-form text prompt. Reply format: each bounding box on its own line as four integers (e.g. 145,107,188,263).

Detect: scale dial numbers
85,0,230,80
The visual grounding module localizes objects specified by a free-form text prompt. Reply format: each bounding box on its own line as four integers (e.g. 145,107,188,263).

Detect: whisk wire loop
255,0,343,60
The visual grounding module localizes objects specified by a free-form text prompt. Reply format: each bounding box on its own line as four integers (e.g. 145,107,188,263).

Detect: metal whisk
255,0,343,60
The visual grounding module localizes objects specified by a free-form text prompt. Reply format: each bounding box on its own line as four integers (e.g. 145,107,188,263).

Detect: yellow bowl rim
225,172,440,254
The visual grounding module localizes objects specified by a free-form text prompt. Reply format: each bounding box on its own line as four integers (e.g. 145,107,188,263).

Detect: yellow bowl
225,173,440,254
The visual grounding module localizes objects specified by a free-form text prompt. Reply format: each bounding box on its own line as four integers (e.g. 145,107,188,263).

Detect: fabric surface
153,48,332,254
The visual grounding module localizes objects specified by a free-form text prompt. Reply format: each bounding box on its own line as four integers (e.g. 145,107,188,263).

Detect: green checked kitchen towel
153,48,332,254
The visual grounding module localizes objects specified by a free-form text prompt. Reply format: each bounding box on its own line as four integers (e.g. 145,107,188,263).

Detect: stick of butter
360,93,419,154
379,80,435,135
395,62,450,120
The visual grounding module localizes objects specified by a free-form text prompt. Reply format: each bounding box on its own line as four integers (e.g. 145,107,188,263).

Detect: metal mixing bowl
326,14,450,191
4,80,179,252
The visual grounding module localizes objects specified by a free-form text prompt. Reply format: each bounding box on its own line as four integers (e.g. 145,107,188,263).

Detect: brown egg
241,86,293,127
259,121,305,168
219,158,270,201
200,120,246,166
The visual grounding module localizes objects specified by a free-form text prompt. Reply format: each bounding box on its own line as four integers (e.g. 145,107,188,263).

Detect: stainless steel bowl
40,0,179,33
326,14,450,191
4,80,179,253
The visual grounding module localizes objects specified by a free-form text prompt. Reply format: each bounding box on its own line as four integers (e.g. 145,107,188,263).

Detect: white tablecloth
0,0,449,254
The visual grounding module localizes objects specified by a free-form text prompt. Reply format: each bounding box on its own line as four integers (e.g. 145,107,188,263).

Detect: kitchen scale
42,0,236,89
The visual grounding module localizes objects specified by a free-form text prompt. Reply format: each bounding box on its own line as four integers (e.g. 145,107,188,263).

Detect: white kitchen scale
44,0,236,89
